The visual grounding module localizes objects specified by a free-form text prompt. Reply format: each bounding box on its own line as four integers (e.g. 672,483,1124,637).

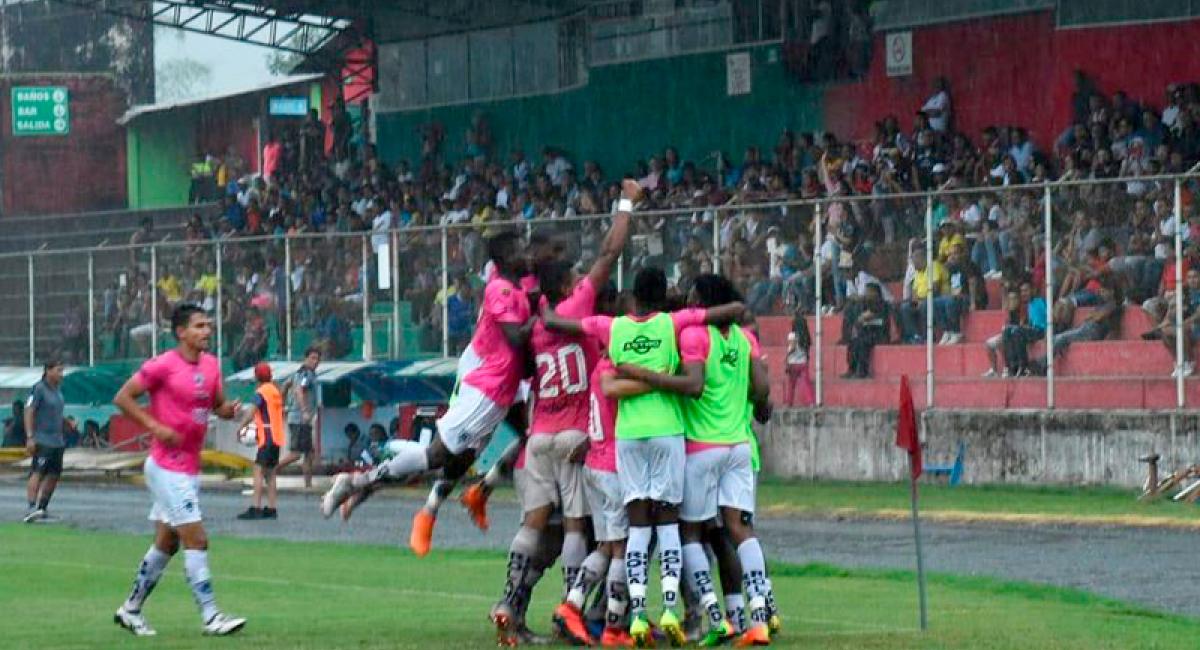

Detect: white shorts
616,436,686,505
680,443,756,523
438,382,508,455
144,456,202,527
524,430,590,518
585,467,628,542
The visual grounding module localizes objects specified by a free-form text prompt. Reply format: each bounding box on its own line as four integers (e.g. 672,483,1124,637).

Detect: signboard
886,31,913,77
11,86,69,136
726,52,751,96
269,96,309,116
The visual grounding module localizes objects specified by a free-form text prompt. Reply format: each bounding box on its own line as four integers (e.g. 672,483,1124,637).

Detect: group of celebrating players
105,179,778,647
322,180,780,647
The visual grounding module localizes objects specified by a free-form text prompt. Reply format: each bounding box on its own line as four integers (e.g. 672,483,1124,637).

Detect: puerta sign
11,86,70,136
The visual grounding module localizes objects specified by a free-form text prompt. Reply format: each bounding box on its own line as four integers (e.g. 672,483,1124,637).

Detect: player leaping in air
320,229,534,552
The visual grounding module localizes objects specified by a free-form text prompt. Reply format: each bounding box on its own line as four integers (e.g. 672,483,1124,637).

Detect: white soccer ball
237,423,257,447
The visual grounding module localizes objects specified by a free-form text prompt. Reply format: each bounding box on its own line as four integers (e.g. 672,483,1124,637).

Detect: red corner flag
896,375,922,479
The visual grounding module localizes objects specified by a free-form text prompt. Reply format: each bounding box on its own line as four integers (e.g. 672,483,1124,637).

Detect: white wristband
617,198,634,213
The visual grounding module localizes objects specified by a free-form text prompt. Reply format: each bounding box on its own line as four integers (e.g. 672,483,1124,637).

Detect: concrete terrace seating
756,287,1200,410
0,206,198,363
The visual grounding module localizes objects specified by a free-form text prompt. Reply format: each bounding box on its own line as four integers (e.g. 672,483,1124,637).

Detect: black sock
27,501,35,510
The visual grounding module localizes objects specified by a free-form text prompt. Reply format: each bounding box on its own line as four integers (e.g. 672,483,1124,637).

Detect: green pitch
0,524,1194,649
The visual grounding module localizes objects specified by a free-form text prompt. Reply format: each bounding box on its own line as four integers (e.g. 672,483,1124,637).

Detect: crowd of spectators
87,73,1200,377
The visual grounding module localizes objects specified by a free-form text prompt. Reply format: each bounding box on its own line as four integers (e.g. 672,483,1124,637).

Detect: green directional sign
11,86,70,136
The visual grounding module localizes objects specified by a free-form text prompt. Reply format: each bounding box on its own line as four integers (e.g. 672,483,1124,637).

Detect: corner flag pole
909,453,929,631
896,375,928,631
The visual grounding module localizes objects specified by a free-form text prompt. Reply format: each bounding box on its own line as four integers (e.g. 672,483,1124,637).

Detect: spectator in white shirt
1008,128,1034,172
921,77,952,133
543,147,572,185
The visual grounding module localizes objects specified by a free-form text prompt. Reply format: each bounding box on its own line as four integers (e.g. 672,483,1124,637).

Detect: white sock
683,542,724,627
568,549,609,609
725,593,746,632
561,530,589,598
360,440,428,486
656,524,683,611
502,526,540,609
423,479,454,514
123,546,171,613
484,439,522,488
736,538,769,625
625,526,652,617
184,549,219,623
605,555,629,628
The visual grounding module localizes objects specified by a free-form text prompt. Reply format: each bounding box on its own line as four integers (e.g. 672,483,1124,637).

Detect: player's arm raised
113,377,180,446
586,179,639,288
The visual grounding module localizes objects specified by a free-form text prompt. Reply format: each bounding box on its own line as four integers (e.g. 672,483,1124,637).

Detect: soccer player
541,267,744,647
22,358,66,523
507,180,634,621
279,346,320,488
321,231,534,556
673,274,773,646
554,343,647,647
236,362,286,520
113,303,246,637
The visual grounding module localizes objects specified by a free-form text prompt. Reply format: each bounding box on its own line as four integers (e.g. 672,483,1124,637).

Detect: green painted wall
376,45,824,178
126,109,194,209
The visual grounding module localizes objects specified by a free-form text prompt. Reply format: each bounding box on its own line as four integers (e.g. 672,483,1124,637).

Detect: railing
3,173,1198,410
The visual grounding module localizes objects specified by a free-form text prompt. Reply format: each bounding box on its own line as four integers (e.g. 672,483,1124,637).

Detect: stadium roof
258,0,587,42
117,73,325,125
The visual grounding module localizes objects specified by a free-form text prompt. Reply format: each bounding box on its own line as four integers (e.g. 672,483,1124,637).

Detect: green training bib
608,312,683,439
682,325,752,445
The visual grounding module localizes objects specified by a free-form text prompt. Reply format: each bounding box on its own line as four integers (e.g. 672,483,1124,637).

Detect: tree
265,30,320,76
156,58,213,102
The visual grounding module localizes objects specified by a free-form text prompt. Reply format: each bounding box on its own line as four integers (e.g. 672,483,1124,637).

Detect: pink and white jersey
585,358,618,473
135,349,223,475
530,277,598,435
580,307,708,349
461,275,531,409
680,325,764,455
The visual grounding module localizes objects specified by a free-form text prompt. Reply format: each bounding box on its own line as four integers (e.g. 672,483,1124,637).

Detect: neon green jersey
608,312,683,439
682,325,752,445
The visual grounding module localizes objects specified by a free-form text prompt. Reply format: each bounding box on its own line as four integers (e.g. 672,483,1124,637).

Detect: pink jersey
580,308,708,349
462,275,531,408
530,277,598,435
585,358,618,473
680,325,763,455
135,349,223,475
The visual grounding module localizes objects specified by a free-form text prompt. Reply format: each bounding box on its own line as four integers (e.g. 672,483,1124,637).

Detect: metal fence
3,173,1197,410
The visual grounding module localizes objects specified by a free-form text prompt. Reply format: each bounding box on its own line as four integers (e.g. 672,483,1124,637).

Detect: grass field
0,524,1194,649
752,479,1200,526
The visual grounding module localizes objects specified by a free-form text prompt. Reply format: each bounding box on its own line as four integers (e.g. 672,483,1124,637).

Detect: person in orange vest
237,363,286,520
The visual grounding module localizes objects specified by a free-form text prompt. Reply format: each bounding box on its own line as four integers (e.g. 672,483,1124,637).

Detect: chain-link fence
4,173,1199,410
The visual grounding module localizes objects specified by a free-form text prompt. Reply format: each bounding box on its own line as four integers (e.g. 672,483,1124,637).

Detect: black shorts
289,423,313,454
255,444,280,469
30,445,64,477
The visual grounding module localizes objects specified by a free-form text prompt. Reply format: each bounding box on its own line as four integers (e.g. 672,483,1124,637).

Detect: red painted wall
824,12,1200,151
0,74,127,216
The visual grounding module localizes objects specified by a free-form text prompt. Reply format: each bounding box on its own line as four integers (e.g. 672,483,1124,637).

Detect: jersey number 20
536,344,587,399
